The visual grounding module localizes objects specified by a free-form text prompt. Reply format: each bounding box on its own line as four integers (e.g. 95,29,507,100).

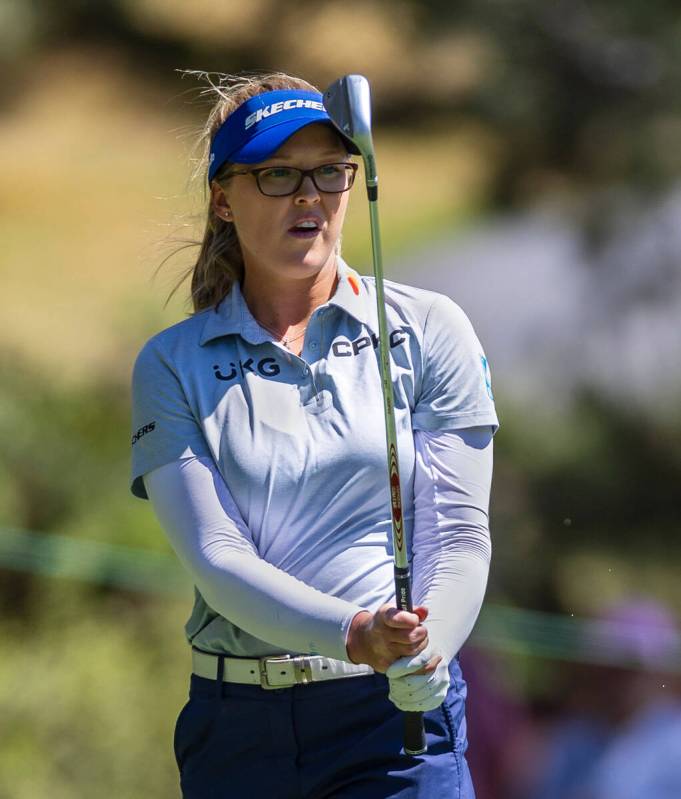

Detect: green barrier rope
1,527,679,672
0,526,188,596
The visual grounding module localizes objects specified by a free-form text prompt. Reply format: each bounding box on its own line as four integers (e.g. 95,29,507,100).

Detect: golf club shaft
323,73,427,756
365,180,427,757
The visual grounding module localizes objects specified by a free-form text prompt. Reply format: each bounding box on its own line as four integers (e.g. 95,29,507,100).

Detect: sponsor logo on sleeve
480,354,494,400
131,421,156,446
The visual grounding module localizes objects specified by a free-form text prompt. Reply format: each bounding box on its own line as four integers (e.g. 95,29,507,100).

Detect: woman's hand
386,646,449,712
346,604,430,673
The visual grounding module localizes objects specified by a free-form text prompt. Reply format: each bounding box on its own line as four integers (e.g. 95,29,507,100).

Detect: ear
210,181,233,222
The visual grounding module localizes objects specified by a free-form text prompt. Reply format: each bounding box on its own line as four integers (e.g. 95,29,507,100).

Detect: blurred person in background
459,648,530,799
129,71,498,798
523,598,681,799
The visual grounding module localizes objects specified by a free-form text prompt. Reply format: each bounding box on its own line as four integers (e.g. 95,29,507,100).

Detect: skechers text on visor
207,90,360,183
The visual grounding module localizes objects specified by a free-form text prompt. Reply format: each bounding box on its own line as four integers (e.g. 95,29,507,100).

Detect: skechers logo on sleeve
131,422,155,446
213,357,281,382
332,330,407,357
245,99,325,130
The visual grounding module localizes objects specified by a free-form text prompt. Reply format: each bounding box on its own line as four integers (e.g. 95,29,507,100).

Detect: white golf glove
386,645,451,713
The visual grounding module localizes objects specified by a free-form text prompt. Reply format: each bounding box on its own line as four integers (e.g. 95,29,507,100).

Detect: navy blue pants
174,659,476,798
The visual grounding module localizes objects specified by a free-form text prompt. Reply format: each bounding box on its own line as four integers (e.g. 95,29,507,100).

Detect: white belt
192,649,374,689
192,649,374,690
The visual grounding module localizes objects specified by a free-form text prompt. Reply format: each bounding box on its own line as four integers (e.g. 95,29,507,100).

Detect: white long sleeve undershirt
412,427,493,662
144,427,493,663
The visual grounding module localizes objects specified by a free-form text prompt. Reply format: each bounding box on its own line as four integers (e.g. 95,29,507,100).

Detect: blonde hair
172,71,322,313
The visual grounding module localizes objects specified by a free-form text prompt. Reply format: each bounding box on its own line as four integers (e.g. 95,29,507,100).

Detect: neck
241,257,339,333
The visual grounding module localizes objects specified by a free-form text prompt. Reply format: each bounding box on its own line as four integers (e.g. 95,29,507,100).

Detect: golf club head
324,75,376,180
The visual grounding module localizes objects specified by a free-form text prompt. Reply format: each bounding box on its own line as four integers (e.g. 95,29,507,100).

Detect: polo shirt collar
330,257,376,330
199,257,375,346
199,280,271,346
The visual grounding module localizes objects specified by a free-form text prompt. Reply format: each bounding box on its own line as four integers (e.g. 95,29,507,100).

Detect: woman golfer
130,71,498,798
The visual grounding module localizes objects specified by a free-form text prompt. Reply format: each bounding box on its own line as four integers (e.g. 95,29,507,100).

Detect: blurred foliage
0,597,188,799
491,392,681,613
1,2,680,794
1,358,679,796
3,0,681,204
0,354,166,554
2,355,679,619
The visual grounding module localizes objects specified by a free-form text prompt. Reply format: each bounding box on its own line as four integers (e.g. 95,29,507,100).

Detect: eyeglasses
223,162,358,197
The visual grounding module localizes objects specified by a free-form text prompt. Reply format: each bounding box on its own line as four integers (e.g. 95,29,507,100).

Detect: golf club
324,74,427,757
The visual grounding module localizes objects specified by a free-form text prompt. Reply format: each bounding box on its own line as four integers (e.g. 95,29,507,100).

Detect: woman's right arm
132,338,425,667
145,455,427,667
145,454,360,660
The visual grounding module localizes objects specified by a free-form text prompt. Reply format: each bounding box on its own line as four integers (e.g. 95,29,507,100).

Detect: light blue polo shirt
130,258,498,656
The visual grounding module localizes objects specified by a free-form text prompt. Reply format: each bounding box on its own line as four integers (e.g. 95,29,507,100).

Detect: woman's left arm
386,425,494,712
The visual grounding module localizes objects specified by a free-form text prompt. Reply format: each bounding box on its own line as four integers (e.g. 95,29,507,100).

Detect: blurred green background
1,2,680,797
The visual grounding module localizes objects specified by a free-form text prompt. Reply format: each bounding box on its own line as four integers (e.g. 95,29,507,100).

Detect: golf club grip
394,566,427,754
404,711,427,755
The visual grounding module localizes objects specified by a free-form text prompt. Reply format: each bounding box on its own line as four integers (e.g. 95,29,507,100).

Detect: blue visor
207,90,359,183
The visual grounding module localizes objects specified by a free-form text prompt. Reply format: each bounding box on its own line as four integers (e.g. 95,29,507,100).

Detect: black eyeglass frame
221,162,359,196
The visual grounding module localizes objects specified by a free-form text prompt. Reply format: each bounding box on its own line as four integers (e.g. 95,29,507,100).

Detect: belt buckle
258,655,314,690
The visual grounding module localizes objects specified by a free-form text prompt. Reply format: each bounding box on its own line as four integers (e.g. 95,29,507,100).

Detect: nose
294,174,321,205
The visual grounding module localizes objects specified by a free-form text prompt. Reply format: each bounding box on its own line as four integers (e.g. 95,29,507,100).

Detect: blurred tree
491,389,681,612
7,0,678,205
1,0,679,621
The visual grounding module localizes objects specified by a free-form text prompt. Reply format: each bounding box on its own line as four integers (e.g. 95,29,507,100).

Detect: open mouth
288,220,322,238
